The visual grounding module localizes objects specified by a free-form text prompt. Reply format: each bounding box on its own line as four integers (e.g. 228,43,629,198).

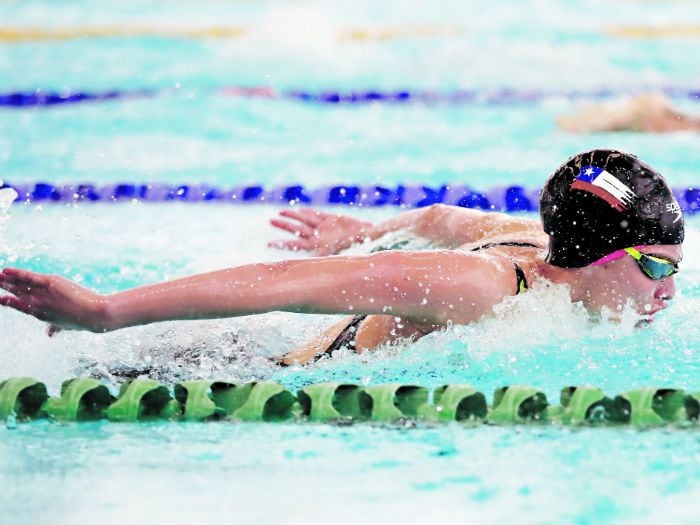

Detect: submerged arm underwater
0,251,516,333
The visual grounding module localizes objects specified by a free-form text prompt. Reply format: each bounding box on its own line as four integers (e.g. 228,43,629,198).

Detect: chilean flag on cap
571,165,636,212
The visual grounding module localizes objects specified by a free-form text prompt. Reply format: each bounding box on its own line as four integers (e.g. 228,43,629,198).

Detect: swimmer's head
540,149,684,268
540,149,684,320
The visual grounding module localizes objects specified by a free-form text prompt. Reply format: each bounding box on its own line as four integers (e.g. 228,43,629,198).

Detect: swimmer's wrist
99,292,190,331
99,294,133,331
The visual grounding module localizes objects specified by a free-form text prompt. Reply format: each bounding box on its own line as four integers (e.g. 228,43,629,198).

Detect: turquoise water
2,1,700,524
2,422,699,525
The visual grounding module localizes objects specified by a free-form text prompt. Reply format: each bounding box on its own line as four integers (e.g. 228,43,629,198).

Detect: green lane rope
489,385,548,424
1,377,699,427
0,378,48,420
297,383,371,421
557,386,613,425
44,378,113,421
105,379,180,422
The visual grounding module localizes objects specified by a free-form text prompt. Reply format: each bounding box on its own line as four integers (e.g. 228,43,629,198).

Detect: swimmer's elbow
414,204,450,229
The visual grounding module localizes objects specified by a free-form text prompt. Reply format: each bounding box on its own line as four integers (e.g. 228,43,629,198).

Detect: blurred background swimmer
557,93,700,133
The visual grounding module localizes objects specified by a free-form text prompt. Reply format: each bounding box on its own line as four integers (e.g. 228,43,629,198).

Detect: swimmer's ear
47,324,62,337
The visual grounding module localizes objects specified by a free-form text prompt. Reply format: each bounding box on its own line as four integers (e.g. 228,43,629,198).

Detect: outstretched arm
0,251,514,333
270,204,540,255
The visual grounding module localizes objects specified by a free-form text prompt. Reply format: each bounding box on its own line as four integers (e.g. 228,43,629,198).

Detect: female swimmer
0,149,684,366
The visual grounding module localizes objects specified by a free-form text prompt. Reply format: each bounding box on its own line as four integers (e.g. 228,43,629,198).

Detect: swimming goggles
623,247,679,281
590,246,679,280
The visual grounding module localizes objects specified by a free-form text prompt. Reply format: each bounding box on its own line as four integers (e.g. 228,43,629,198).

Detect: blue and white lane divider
2,86,700,108
3,181,700,213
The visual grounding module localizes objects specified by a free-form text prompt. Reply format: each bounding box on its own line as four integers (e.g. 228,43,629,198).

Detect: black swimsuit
290,241,540,364
469,241,538,295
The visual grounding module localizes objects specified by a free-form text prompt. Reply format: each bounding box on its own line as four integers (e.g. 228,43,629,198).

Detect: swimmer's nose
655,276,675,304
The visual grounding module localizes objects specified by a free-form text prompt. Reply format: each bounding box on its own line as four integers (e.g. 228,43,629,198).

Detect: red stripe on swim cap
571,180,628,212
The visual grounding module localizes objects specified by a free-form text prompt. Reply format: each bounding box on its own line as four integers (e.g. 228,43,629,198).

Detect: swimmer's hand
269,208,372,256
0,268,111,333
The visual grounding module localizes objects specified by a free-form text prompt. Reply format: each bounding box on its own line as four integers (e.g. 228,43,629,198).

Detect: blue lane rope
2,181,699,214
0,89,154,107
1,86,700,108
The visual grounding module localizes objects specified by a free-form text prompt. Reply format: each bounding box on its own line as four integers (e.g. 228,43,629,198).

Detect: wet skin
566,244,681,321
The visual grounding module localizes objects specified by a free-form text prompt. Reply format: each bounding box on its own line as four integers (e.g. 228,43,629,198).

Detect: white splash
423,279,646,363
0,180,18,256
0,181,17,213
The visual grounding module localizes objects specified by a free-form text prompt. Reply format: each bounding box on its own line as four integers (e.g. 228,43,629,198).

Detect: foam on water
0,180,18,248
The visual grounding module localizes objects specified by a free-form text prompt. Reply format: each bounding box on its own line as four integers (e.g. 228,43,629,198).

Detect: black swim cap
540,149,684,268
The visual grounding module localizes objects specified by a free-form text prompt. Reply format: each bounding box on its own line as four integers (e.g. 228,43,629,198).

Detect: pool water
2,1,700,523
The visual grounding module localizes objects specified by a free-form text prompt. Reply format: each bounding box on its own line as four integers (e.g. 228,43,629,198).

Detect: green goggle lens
624,248,679,281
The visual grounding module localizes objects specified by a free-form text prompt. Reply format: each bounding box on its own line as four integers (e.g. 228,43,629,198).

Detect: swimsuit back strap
319,315,367,360
514,263,528,295
470,241,539,252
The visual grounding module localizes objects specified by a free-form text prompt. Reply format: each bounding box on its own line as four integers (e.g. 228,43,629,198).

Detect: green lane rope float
228,381,297,422
1,377,699,427
0,377,48,421
297,383,371,422
432,385,488,423
105,379,180,422
43,378,114,421
557,386,615,425
613,388,688,426
363,384,431,422
685,392,700,421
488,386,549,424
175,381,240,421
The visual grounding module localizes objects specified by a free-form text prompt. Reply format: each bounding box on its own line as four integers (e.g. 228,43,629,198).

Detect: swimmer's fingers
267,239,314,251
0,282,27,300
0,269,24,289
278,208,335,228
0,270,50,316
1,272,105,332
270,218,314,239
1,297,53,325
1,268,50,291
0,294,43,318
0,275,45,298
2,268,41,282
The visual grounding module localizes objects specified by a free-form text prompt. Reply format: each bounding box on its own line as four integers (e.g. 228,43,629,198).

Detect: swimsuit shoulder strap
514,263,528,295
469,241,535,295
470,241,539,252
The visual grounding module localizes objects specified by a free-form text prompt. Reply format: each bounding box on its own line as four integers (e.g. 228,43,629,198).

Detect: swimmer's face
580,244,682,321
